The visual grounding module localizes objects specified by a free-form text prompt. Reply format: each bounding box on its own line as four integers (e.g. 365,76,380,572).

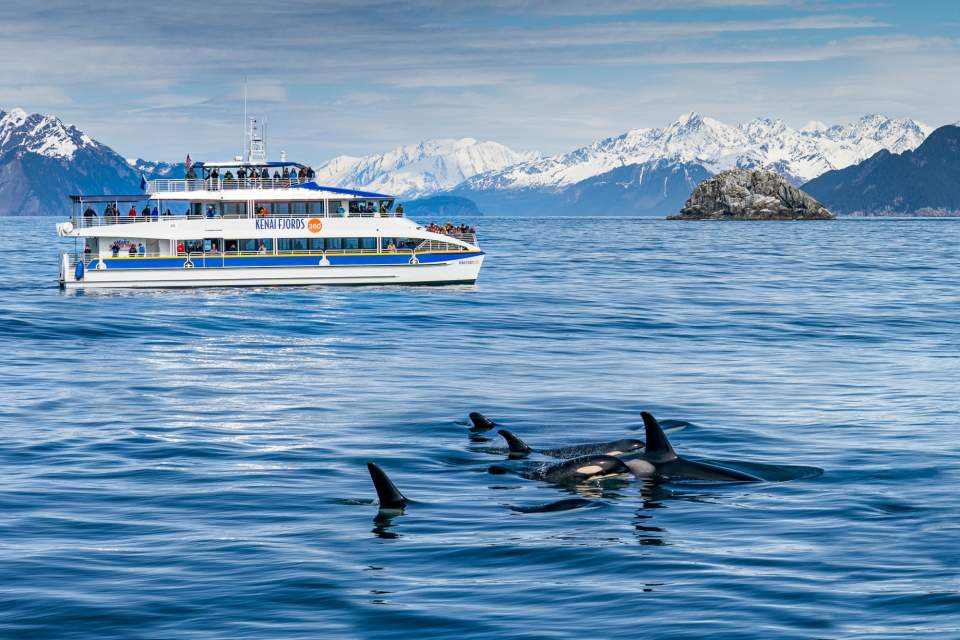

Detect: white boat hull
61,255,484,289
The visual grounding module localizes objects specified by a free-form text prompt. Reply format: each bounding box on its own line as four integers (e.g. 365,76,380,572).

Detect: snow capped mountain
0,107,140,216
0,108,100,160
312,138,538,198
128,158,186,180
461,113,932,192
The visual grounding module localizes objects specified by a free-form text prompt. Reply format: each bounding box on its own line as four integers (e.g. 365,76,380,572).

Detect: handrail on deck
147,177,312,192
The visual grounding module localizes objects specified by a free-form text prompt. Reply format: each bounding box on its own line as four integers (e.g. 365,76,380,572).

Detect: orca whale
518,412,762,484
468,412,497,431
631,412,762,482
367,462,408,512
497,429,645,459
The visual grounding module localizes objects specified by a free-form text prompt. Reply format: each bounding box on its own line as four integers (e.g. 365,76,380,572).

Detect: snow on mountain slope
462,113,932,192
0,107,140,216
0,108,99,160
312,138,538,197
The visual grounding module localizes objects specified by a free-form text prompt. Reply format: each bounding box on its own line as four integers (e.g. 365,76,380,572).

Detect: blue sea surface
1,217,958,639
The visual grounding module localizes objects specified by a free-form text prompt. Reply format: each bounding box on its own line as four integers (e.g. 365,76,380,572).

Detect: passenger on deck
395,203,404,217
128,244,137,257
273,170,281,182
112,243,120,257
386,240,397,252
83,206,96,218
306,166,315,180
206,205,216,218
237,167,247,181
164,208,172,216
260,167,269,180
185,166,197,180
151,206,159,219
257,206,269,218
257,242,267,254
177,241,185,254
379,202,388,215
337,204,345,215
84,244,92,255
138,243,145,257
281,167,290,185
224,170,234,182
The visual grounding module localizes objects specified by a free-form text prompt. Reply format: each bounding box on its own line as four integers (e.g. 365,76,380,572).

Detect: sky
1,0,957,163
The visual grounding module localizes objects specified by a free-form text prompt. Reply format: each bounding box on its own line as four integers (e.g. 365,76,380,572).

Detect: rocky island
668,169,834,220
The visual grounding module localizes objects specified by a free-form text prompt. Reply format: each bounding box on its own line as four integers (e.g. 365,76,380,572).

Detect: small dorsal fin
497,429,532,456
641,412,676,461
367,462,407,510
469,412,496,431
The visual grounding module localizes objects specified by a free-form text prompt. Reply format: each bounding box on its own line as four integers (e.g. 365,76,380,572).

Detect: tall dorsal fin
497,429,532,456
367,462,407,510
641,412,676,461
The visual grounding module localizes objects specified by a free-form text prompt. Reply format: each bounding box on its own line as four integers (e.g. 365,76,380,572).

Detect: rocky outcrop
668,169,834,220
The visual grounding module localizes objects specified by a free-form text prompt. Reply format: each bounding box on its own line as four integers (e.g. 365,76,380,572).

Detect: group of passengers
426,222,475,236
204,165,316,188
109,241,146,257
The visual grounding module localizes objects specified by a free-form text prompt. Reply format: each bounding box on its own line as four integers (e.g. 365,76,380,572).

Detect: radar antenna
246,116,267,163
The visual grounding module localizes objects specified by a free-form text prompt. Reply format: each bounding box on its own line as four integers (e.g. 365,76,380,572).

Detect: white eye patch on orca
575,464,604,475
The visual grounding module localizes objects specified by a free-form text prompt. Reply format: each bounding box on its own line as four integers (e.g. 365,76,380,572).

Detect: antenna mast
242,77,248,161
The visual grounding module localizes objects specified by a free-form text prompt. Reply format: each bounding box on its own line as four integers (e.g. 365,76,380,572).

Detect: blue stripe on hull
91,252,482,270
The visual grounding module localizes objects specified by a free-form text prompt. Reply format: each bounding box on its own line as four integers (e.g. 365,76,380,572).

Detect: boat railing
147,177,312,192
70,210,406,228
414,231,479,252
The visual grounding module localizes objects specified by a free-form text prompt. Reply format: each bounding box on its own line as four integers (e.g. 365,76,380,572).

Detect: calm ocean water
0,216,958,639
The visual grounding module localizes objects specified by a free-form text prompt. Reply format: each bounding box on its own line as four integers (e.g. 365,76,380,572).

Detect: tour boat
56,124,484,289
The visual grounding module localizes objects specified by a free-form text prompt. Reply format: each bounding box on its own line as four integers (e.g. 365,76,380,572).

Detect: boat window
385,237,420,251
329,200,344,216
291,238,308,252
223,202,247,218
239,238,273,252
308,201,324,215
181,239,204,254
291,202,307,216
360,238,376,250
343,237,359,250
273,202,290,216
309,238,325,251
325,238,342,250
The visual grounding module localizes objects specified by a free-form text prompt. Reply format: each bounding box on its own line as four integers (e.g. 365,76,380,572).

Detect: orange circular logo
307,218,323,233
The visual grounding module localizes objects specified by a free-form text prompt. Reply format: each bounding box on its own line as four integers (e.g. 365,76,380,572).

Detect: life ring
183,259,194,269
409,255,420,265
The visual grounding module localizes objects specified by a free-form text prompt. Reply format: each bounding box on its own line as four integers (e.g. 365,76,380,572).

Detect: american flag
185,154,193,171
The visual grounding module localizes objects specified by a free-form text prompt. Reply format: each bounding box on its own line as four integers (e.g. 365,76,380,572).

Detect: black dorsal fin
641,412,676,461
497,429,532,456
469,412,496,431
367,462,407,510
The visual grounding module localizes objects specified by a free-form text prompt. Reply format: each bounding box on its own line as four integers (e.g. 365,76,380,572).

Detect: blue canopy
294,182,394,199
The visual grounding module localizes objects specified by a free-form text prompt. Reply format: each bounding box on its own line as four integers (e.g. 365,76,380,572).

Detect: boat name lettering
255,218,306,230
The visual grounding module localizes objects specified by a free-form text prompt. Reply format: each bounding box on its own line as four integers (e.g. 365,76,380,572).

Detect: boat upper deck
145,177,393,199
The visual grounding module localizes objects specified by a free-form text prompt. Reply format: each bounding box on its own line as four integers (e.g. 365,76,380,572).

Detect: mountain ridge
803,125,960,216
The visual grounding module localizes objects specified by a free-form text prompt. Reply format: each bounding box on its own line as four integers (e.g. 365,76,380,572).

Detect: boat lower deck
62,252,484,289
